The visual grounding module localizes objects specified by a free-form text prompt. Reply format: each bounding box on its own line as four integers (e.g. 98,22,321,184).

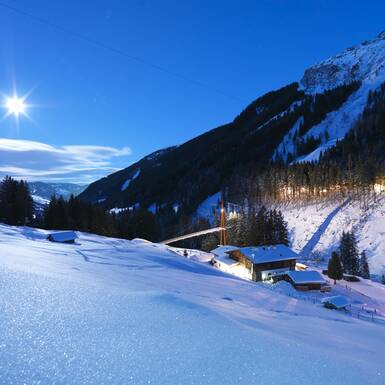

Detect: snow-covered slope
280,194,385,275
29,181,87,200
301,31,385,93
276,31,385,162
1,224,385,384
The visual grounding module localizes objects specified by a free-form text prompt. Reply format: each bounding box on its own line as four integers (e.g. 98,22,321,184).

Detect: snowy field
1,224,385,384
279,195,385,275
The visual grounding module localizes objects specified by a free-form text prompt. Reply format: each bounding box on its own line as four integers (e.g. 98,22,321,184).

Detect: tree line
226,206,289,247
0,176,34,225
197,205,289,251
0,176,162,241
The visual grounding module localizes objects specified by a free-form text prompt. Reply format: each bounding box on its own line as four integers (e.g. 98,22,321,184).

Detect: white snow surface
276,31,385,162
196,191,221,222
301,31,385,94
287,270,326,284
121,168,141,191
295,82,375,163
322,295,350,309
236,245,298,264
1,223,385,384
31,194,50,206
273,116,303,161
109,203,139,214
47,230,77,243
279,194,385,275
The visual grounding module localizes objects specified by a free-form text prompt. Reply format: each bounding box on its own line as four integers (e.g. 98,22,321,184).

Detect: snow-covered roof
47,231,77,242
287,270,326,284
210,245,238,257
234,245,298,264
213,253,239,268
322,296,350,309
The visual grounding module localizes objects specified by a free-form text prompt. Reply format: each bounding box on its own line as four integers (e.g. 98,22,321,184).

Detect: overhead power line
0,1,245,102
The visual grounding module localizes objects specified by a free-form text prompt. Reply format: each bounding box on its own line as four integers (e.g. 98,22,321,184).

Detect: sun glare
6,96,26,116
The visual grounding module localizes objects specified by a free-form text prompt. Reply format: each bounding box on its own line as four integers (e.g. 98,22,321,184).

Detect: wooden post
220,198,226,245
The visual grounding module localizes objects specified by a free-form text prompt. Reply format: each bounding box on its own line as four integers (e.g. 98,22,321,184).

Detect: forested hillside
80,80,360,213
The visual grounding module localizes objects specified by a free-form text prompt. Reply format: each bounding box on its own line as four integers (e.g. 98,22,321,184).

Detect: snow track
299,199,351,256
281,195,385,274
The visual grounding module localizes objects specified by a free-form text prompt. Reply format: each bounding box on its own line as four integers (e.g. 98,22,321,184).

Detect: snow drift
0,224,385,384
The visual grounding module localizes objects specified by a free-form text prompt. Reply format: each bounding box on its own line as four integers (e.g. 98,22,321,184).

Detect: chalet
284,270,328,291
47,231,77,244
227,245,297,282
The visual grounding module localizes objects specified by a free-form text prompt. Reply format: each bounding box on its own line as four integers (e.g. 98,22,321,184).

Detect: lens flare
6,96,26,116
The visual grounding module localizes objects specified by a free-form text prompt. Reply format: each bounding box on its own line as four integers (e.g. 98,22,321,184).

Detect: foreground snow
1,224,385,384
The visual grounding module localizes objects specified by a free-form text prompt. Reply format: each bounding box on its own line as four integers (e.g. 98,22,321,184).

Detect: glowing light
6,96,26,116
229,210,239,219
374,183,385,193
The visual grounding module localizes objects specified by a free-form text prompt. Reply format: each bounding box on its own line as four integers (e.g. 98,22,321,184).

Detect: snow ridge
275,32,385,163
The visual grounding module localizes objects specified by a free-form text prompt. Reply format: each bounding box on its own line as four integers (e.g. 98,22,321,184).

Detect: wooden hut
285,270,327,291
47,231,77,244
322,296,350,310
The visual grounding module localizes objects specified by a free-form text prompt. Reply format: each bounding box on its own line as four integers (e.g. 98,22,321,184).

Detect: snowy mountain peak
301,30,385,94
377,30,385,39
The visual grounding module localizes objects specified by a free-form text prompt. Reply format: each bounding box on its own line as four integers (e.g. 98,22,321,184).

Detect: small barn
285,270,327,291
47,231,77,244
227,245,297,282
322,295,350,310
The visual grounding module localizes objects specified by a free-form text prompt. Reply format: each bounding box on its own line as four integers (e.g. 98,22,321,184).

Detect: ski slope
280,195,385,275
1,224,385,384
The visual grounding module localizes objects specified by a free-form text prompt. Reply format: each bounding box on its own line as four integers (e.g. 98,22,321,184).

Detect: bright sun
6,96,26,116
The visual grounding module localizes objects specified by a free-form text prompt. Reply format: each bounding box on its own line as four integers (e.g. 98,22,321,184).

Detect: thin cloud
0,138,131,184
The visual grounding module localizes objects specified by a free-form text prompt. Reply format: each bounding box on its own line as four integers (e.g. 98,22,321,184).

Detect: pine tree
359,250,370,279
255,206,267,245
339,231,360,275
0,176,34,225
348,231,360,275
275,210,289,245
0,176,17,224
327,251,343,284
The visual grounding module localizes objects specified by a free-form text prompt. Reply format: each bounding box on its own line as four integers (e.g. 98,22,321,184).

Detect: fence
263,283,385,325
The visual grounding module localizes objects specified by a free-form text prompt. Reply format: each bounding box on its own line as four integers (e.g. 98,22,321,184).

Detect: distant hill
29,182,87,209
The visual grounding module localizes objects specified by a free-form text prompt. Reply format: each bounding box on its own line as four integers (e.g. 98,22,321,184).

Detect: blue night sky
0,0,384,183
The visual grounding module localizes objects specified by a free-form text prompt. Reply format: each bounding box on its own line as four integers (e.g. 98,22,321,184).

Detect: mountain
79,80,361,211
78,31,385,273
29,181,87,201
80,31,385,212
29,182,87,210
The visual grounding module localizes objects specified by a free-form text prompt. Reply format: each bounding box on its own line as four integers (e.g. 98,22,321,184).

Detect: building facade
227,245,297,282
